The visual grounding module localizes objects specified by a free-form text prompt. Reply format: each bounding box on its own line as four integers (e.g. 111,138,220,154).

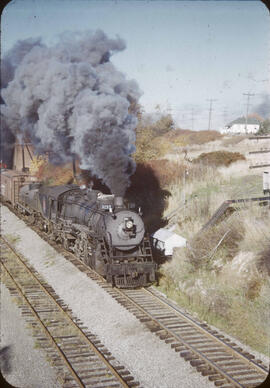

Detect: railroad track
113,287,269,388
2,204,270,387
42,238,269,388
0,236,139,388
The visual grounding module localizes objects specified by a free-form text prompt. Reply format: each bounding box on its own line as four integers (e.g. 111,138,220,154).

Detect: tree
154,114,174,135
258,119,270,135
133,112,175,162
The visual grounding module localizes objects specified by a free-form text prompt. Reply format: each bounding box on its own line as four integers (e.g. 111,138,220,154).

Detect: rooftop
227,116,262,127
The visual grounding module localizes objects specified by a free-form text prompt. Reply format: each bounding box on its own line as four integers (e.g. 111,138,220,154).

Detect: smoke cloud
254,93,270,119
1,30,141,195
1,38,44,167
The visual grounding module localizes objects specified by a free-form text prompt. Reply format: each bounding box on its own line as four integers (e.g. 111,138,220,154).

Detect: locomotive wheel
93,244,106,276
28,214,35,225
63,236,71,251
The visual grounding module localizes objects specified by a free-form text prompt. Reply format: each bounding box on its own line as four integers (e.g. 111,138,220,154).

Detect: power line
206,99,217,131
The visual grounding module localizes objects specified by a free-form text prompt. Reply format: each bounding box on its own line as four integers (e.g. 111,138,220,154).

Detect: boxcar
0,169,37,205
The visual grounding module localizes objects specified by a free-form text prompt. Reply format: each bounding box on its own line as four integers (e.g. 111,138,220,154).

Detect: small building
221,116,261,135
151,227,187,256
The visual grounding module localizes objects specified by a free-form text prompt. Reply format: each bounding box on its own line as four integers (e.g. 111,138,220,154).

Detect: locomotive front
81,191,156,287
88,194,145,250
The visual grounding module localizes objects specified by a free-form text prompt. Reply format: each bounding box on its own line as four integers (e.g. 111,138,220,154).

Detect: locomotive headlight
125,219,133,229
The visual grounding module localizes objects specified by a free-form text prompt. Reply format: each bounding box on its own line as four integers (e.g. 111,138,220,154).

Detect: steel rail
1,259,84,388
249,150,270,154
1,236,131,388
145,287,268,375
115,288,246,388
2,203,268,387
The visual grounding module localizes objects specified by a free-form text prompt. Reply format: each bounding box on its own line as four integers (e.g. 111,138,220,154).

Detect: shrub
133,113,176,162
146,159,186,186
187,216,244,270
35,160,75,185
258,243,270,276
194,151,245,167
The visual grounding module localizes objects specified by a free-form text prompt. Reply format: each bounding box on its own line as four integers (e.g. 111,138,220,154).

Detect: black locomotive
16,182,156,287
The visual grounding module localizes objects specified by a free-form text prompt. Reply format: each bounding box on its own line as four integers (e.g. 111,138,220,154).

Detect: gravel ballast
0,282,61,388
2,204,266,387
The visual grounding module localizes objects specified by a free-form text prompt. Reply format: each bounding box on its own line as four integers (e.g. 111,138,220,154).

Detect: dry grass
165,129,223,145
146,159,186,186
221,135,247,147
194,151,245,167
35,160,76,185
157,200,270,354
151,148,270,355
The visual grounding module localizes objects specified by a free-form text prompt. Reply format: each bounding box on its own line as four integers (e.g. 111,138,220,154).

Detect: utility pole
243,92,255,133
207,99,217,131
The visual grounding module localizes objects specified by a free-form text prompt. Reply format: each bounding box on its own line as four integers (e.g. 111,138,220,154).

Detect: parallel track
2,203,270,387
113,287,269,388
0,236,139,388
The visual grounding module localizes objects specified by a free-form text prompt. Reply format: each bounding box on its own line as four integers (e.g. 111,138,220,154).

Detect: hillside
134,124,270,355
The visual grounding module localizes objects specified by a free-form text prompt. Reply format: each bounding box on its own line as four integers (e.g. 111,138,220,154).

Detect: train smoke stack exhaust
72,155,77,184
1,30,141,196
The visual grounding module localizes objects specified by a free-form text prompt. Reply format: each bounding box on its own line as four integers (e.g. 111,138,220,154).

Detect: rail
1,236,138,388
3,203,269,387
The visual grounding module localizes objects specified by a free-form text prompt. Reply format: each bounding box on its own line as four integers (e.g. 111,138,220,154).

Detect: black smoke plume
1,38,44,167
1,30,141,195
254,93,270,119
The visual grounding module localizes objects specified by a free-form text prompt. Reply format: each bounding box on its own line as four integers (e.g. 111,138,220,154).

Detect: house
221,116,261,135
151,227,187,256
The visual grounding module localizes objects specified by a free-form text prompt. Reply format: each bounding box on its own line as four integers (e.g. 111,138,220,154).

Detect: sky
1,0,270,131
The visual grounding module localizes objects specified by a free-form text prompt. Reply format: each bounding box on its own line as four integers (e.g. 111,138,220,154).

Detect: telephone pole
243,92,255,133
207,99,217,131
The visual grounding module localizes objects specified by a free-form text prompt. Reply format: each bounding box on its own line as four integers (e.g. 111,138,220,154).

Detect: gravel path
1,205,217,387
0,282,61,388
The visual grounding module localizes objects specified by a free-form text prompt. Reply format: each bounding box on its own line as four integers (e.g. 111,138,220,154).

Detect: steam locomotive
1,170,156,288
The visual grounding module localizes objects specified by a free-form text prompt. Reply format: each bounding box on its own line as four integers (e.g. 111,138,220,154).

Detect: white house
151,227,187,256
220,116,261,135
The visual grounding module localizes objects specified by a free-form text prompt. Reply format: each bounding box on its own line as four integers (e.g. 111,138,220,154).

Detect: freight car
0,169,37,205
1,172,156,287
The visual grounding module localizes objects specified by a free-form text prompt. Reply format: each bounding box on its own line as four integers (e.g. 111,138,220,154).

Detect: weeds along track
2,203,269,387
0,236,139,388
112,287,268,388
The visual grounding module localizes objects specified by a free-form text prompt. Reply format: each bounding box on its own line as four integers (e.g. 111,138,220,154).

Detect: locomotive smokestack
114,196,124,208
72,155,77,183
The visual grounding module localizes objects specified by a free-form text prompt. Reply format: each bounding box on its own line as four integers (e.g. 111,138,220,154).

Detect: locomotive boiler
17,183,156,287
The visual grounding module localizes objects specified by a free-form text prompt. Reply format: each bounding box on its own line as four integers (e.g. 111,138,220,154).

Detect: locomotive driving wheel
92,242,106,276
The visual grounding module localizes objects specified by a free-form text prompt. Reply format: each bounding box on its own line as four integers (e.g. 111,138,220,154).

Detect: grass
4,234,21,245
221,135,247,147
194,151,245,167
44,259,55,267
145,147,270,356
157,205,270,355
157,266,270,355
